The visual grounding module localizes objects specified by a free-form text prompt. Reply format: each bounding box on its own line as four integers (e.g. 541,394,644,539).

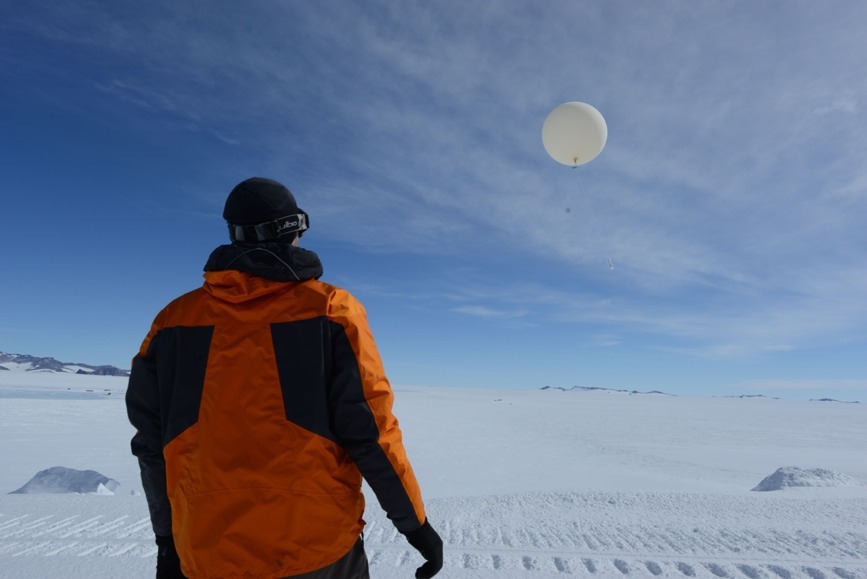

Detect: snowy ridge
10,467,121,495
0,357,128,400
0,352,129,377
753,467,864,492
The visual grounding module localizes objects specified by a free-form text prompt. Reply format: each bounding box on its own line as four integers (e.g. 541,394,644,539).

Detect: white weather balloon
542,102,608,166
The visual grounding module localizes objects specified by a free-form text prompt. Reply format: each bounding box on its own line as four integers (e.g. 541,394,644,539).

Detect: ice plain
1,371,865,578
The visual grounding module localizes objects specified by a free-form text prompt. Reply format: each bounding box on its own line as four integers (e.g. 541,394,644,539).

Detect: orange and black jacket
126,242,427,578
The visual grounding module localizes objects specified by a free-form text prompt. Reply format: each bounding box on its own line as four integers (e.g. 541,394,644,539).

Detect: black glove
404,520,443,579
155,535,186,579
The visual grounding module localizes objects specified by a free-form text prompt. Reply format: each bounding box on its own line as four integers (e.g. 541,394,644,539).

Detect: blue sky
2,1,866,400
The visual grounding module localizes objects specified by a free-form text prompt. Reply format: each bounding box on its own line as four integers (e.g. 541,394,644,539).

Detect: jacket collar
204,242,323,282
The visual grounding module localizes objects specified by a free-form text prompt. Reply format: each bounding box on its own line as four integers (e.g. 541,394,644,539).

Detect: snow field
1,374,865,578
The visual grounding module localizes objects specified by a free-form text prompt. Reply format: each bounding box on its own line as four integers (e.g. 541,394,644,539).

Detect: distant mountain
0,352,129,377
541,385,674,396
541,386,861,403
719,394,860,404
719,394,781,400
809,398,860,404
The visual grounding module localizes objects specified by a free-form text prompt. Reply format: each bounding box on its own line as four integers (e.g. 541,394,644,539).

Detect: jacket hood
203,243,323,303
205,242,323,280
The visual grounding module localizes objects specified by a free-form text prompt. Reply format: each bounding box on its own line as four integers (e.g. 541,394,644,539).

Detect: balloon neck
572,157,579,169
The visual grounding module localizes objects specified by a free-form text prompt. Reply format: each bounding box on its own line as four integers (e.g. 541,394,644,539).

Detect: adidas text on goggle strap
228,212,309,242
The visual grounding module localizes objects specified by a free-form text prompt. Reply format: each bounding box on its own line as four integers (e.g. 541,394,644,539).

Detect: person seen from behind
126,177,443,579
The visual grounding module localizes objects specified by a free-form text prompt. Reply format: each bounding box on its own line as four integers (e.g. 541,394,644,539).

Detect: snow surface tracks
2,490,866,579
372,490,867,579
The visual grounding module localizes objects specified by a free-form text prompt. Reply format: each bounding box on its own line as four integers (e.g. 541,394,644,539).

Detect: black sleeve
126,342,173,536
125,324,213,536
327,321,423,533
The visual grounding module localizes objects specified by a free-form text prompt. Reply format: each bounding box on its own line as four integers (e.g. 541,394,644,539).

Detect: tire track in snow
366,545,867,578
359,496,867,579
2,492,866,579
0,512,157,561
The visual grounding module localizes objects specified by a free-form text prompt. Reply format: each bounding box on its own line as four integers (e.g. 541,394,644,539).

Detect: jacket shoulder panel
271,316,336,442
151,324,214,446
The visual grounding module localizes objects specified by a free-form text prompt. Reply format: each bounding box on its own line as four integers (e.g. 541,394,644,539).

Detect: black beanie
223,177,309,243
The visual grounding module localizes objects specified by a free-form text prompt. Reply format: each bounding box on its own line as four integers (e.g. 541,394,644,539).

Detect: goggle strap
228,212,309,242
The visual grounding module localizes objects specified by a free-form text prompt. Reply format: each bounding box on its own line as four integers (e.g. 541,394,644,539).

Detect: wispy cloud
451,305,527,320
94,80,181,115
